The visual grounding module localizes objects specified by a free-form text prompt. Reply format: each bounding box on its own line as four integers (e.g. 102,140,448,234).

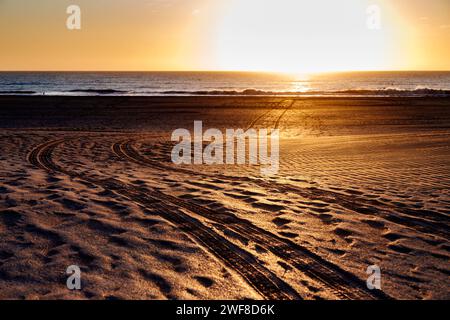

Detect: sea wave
160,88,450,97
1,88,450,97
0,90,37,94
68,89,128,94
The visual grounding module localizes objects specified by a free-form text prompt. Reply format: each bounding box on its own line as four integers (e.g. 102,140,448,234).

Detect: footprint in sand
387,242,413,254
0,250,14,261
70,245,97,265
154,252,188,273
86,218,127,235
0,186,11,194
0,210,23,227
224,192,248,200
194,276,215,288
251,201,285,212
3,196,18,208
361,219,386,229
272,217,291,227
278,231,298,239
382,232,405,241
317,213,338,225
310,206,331,214
138,269,173,296
57,198,87,211
333,227,354,239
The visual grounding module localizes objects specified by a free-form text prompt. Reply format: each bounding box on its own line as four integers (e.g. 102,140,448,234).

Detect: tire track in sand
112,141,390,300
113,139,450,240
246,99,294,131
28,138,301,300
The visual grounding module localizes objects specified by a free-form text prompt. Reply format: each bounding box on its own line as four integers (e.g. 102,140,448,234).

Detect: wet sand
0,96,449,300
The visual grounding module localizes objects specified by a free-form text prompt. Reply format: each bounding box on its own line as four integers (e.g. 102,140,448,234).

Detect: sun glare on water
214,0,394,73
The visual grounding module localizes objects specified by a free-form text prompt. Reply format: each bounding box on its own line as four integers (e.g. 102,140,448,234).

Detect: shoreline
2,95,450,101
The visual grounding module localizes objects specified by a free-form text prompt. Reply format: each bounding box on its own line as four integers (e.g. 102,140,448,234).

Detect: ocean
0,71,449,97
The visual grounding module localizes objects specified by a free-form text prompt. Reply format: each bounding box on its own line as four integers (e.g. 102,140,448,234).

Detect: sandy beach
0,96,449,300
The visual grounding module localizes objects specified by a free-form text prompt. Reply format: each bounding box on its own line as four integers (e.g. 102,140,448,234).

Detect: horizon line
1,69,450,74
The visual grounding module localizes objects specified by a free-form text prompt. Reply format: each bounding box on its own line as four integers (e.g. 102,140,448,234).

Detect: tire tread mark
246,99,291,131
115,140,449,240
113,140,390,300
28,139,301,301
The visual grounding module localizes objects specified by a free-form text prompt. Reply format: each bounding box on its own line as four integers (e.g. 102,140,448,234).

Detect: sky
0,0,449,72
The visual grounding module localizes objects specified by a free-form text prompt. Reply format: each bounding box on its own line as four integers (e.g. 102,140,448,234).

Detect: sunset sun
214,0,395,73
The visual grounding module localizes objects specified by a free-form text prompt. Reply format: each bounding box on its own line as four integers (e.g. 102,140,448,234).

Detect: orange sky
0,0,449,72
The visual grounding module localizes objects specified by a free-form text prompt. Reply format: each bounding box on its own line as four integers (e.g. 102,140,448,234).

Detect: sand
0,96,449,300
